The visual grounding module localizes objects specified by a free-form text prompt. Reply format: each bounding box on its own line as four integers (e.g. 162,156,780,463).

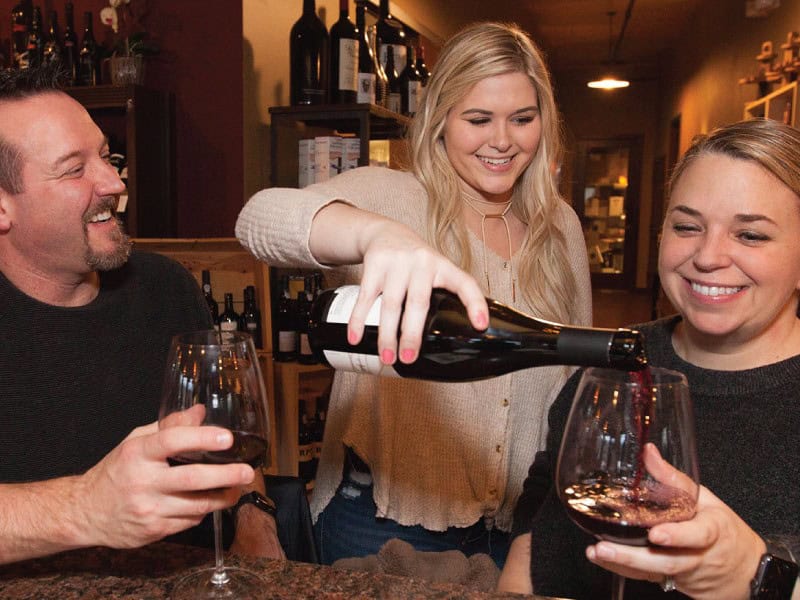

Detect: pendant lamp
587,10,630,90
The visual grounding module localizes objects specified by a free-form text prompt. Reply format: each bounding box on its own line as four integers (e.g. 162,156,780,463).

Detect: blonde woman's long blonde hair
408,22,577,323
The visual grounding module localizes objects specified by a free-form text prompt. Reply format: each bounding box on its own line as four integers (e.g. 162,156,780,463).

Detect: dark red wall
1,0,244,238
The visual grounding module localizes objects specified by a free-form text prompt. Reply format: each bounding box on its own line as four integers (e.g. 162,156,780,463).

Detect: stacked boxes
297,136,361,187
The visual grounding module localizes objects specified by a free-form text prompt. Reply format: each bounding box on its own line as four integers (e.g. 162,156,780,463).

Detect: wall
661,1,800,152
1,0,244,238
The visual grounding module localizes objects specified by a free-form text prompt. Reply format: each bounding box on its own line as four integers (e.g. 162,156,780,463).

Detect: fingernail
400,349,416,363
348,329,359,345
216,431,232,446
475,311,488,329
381,349,395,364
586,546,596,560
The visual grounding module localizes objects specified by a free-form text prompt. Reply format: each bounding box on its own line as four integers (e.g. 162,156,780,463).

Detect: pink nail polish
400,349,416,363
381,349,395,364
475,312,488,329
348,330,359,345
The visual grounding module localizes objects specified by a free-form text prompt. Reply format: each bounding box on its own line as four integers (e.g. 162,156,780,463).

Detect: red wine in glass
158,330,270,600
168,431,268,469
556,366,699,598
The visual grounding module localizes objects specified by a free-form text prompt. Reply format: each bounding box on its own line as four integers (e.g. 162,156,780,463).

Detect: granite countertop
0,542,540,599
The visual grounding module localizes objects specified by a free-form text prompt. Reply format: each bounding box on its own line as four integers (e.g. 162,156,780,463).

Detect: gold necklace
461,192,516,302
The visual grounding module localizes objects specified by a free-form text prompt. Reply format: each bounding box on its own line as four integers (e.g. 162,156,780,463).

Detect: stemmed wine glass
158,330,270,599
556,367,700,600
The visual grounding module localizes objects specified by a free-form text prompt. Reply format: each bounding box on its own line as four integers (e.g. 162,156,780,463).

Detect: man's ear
0,187,14,233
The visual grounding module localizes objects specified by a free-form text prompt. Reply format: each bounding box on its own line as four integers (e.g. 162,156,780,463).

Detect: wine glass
555,367,699,600
158,330,270,599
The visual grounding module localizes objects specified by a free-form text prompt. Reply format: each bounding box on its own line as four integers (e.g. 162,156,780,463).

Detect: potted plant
100,0,158,85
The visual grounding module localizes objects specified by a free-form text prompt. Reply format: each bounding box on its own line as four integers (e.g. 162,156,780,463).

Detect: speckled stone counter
0,543,540,599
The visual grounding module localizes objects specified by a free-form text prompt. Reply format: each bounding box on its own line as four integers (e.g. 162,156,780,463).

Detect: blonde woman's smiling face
442,72,541,204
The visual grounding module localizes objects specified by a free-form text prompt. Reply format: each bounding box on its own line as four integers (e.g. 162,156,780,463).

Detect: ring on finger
660,575,677,593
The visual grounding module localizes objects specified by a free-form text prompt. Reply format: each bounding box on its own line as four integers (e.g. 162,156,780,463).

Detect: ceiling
399,0,703,75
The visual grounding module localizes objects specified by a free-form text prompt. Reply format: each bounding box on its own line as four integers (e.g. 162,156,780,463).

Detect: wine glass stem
210,510,230,586
611,573,625,600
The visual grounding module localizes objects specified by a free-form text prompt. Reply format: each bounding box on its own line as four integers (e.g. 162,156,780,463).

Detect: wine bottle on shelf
297,277,318,365
312,401,326,470
218,292,240,333
375,0,406,76
369,23,389,108
62,3,79,85
298,405,315,491
11,0,32,70
239,285,263,349
415,41,430,87
275,276,299,362
384,46,402,114
399,44,421,116
24,5,43,69
42,10,62,66
289,0,329,106
329,0,358,104
354,1,376,105
77,11,97,86
308,285,648,381
201,270,219,325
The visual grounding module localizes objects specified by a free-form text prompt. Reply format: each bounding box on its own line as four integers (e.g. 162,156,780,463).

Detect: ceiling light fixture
587,5,632,90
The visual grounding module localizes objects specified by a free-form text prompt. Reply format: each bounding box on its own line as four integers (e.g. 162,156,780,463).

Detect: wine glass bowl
556,367,699,547
158,330,269,599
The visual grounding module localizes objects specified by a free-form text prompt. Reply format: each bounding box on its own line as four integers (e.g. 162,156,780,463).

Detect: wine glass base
170,566,266,599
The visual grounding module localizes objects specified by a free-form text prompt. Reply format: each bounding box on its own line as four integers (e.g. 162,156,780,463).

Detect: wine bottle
275,276,298,362
308,285,648,381
369,23,389,107
399,44,421,116
239,285,263,349
329,0,358,104
354,2,376,105
289,0,329,106
218,292,239,333
297,277,318,365
375,0,406,75
415,41,430,87
201,270,219,325
298,406,315,491
11,0,32,70
62,3,78,85
384,46,401,114
77,11,97,86
42,10,62,66
24,5,43,68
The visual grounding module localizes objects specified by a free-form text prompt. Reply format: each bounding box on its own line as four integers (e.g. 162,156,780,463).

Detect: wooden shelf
274,361,333,477
744,81,797,127
268,103,410,188
131,238,280,473
68,85,175,237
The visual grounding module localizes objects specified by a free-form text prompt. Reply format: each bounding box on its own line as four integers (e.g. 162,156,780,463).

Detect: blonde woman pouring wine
236,22,591,566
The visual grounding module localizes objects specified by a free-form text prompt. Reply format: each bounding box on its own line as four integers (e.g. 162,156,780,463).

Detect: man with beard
0,65,282,564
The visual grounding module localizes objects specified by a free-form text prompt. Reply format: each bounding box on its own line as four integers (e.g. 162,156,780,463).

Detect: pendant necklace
462,191,516,302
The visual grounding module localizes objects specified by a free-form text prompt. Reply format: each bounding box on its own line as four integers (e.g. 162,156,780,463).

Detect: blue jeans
314,459,510,568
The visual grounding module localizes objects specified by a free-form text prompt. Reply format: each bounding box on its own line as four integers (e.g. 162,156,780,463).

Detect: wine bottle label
278,331,297,352
407,80,421,114
300,333,312,355
219,321,237,332
388,92,401,114
357,73,376,104
320,285,400,377
338,38,359,92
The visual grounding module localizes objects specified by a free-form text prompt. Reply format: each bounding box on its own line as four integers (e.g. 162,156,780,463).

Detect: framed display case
572,136,643,289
